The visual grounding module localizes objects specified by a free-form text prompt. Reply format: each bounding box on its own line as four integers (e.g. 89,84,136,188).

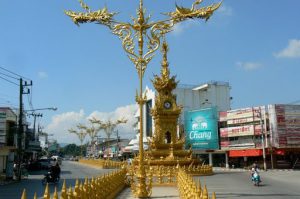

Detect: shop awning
229,149,263,157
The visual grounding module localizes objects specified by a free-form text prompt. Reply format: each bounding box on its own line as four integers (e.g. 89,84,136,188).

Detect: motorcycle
251,171,261,186
42,171,60,185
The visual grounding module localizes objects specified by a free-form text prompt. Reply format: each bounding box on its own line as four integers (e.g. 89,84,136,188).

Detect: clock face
164,101,172,109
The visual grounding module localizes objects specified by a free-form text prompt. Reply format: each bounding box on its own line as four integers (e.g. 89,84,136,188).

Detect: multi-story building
268,104,300,169
220,104,300,169
0,107,17,179
219,106,268,168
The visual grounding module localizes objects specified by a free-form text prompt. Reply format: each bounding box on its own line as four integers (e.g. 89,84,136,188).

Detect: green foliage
61,144,86,157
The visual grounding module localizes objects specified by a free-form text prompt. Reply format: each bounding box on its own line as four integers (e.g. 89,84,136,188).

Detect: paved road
195,170,300,199
118,169,300,199
0,161,114,199
1,162,299,199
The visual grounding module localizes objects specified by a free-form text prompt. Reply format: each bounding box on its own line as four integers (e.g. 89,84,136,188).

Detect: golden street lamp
65,0,221,197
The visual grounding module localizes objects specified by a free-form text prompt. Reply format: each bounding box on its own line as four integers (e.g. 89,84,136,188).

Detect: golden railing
128,164,213,186
177,167,216,199
20,163,216,198
20,168,127,199
79,159,125,169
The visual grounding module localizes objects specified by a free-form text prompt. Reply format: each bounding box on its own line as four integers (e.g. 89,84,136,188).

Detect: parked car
27,161,42,171
38,159,52,170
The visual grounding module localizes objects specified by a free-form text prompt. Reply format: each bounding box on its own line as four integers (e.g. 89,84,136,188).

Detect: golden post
65,0,221,197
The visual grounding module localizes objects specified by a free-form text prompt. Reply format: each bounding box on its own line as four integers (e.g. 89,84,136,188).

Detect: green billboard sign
185,107,219,150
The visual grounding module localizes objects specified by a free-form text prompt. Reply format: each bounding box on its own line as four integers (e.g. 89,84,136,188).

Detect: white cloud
236,62,263,71
275,39,300,58
45,109,86,144
38,71,48,79
45,105,138,145
88,104,138,139
172,20,198,36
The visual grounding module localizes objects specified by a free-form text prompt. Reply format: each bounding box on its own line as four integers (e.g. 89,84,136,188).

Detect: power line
0,66,31,81
0,71,19,80
0,75,19,86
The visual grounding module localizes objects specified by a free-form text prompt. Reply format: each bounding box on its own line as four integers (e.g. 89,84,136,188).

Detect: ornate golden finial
43,184,50,199
67,185,73,198
21,189,26,199
33,192,37,199
139,0,143,9
61,179,67,199
202,185,208,199
74,179,80,197
211,192,217,199
161,39,170,80
53,187,58,199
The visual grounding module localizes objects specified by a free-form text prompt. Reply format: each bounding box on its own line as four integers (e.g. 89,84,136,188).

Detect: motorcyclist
250,166,261,185
49,162,61,180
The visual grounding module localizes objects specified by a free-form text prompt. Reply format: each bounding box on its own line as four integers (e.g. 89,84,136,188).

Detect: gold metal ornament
65,0,221,197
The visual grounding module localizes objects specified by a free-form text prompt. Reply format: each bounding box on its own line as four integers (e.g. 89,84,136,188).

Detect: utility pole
30,113,43,141
17,78,32,181
259,107,267,171
116,130,120,158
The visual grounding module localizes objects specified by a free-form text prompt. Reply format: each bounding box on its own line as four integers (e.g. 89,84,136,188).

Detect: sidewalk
117,186,180,199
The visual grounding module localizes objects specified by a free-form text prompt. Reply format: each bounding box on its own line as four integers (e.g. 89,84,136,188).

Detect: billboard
185,107,219,150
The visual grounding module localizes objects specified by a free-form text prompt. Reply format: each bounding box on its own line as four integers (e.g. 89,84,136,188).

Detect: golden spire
161,40,170,81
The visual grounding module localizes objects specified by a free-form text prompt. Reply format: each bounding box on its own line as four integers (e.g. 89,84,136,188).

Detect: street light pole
29,113,43,141
17,78,32,181
65,0,221,197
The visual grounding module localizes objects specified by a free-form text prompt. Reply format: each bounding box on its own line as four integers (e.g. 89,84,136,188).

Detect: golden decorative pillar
65,0,221,197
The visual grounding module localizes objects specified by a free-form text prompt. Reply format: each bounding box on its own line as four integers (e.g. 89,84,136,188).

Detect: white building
134,81,232,139
134,86,156,138
175,81,231,111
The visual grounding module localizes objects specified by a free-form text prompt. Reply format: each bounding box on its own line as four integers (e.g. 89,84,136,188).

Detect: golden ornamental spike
211,192,217,199
43,184,50,199
33,192,37,199
53,187,58,199
67,185,73,199
21,189,27,199
202,185,209,199
61,179,68,199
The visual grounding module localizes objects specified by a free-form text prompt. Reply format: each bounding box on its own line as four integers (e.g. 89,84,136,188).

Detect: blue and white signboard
185,107,219,150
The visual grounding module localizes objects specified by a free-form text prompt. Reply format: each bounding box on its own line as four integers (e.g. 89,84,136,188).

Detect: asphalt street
0,162,299,199
0,161,114,199
195,170,300,199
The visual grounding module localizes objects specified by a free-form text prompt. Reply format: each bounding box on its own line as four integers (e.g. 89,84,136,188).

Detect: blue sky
1,0,300,144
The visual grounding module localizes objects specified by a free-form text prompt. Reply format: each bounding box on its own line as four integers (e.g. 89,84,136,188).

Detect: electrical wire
0,71,19,80
0,75,19,86
0,66,31,81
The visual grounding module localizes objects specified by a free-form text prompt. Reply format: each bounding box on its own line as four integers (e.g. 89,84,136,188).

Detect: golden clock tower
146,41,197,166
